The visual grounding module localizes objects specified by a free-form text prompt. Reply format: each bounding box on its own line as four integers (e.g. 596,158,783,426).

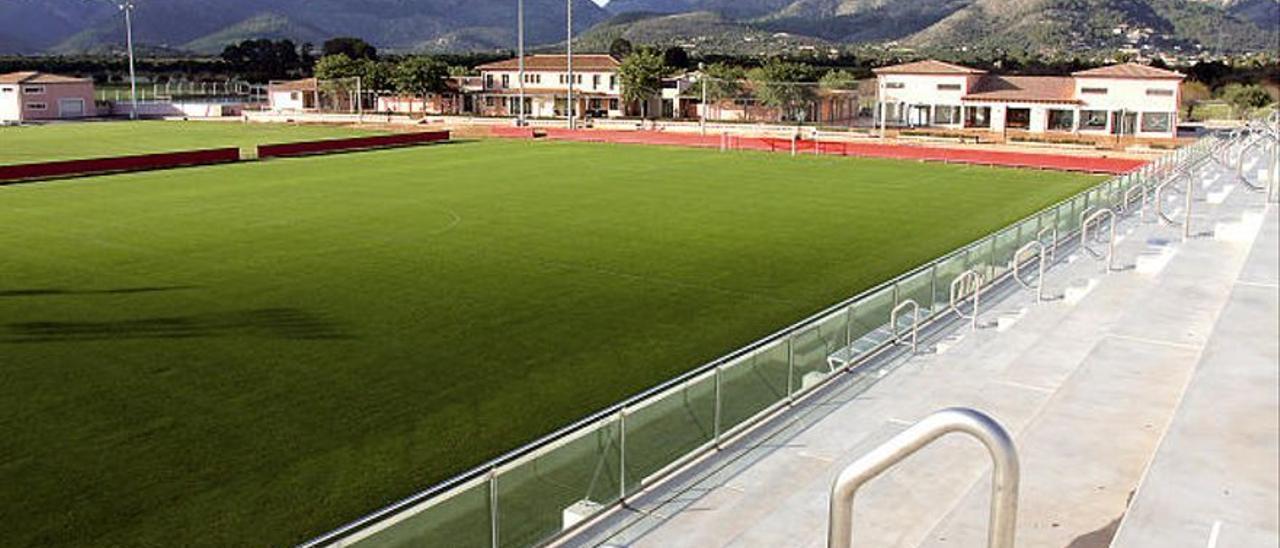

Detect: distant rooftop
873,60,987,75
476,55,621,72
1072,62,1186,80
964,75,1080,104
0,71,91,85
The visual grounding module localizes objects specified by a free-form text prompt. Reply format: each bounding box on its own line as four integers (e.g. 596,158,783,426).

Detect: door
58,98,85,118
1110,112,1137,136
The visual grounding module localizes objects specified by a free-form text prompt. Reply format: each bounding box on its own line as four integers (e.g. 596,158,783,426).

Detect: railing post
786,334,795,401
713,366,723,447
489,468,499,548
827,408,1020,548
618,409,627,501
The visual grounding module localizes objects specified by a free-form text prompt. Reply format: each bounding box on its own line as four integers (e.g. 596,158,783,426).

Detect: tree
220,39,304,82
609,38,633,59
819,69,858,91
1221,83,1273,118
618,49,667,118
685,63,746,121
314,54,362,81
392,56,451,115
360,59,394,93
748,60,818,123
662,46,690,70
1180,80,1211,118
323,37,377,60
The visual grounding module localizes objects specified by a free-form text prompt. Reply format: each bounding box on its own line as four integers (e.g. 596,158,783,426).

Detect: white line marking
887,418,914,427
993,379,1055,394
1236,280,1280,289
1107,333,1203,351
1206,519,1222,548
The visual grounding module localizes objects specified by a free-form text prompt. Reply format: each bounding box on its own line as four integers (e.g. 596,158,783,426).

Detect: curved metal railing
827,408,1020,548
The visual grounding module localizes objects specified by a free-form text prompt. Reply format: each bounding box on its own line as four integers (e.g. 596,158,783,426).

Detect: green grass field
0,137,1098,547
0,121,383,164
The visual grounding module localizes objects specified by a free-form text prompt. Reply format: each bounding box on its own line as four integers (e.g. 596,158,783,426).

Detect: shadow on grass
3,308,352,343
0,286,199,298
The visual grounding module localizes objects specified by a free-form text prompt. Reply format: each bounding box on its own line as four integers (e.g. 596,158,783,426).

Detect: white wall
269,90,307,111
878,74,972,107
0,85,19,121
1075,77,1179,136
483,70,620,96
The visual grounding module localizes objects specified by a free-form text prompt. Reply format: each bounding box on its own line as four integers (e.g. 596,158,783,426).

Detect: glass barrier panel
1017,216,1041,249
992,227,1020,280
932,252,968,312
495,419,621,548
895,266,935,317
622,371,716,493
789,308,849,394
718,339,789,433
849,286,893,357
964,238,994,281
352,479,492,548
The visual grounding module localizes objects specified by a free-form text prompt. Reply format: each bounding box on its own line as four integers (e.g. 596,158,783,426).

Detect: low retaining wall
0,148,241,184
257,131,450,159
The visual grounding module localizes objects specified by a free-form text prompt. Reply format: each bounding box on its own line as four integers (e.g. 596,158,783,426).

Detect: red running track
491,127,1146,175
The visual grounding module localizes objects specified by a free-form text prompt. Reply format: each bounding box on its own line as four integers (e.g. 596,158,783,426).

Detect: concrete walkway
561,149,1278,548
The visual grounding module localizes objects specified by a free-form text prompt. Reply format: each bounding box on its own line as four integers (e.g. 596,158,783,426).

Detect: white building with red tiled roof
874,61,1184,138
474,54,624,119
0,72,96,122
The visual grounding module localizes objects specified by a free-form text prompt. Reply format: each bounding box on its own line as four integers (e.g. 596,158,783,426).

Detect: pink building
0,72,96,123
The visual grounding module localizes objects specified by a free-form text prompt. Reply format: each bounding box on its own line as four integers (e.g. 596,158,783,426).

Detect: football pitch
0,121,383,164
0,137,1099,547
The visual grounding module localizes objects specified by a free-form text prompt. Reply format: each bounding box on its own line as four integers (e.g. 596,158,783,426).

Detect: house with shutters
873,60,1183,139
473,54,625,119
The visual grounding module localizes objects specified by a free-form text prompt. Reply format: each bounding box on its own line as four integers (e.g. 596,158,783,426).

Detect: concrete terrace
561,144,1279,547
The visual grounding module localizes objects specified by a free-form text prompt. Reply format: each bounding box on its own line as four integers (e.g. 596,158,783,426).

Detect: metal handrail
1123,183,1148,221
1238,138,1267,191
889,299,920,352
1037,225,1058,261
827,408,1020,548
950,269,983,331
1013,241,1046,302
1155,168,1195,241
1081,208,1118,271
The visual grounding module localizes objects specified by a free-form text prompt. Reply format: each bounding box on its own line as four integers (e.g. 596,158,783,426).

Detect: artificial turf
0,138,1099,547
0,120,383,164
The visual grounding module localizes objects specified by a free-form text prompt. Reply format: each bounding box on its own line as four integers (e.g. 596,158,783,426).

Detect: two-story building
0,72,96,123
874,60,1183,140
473,54,624,119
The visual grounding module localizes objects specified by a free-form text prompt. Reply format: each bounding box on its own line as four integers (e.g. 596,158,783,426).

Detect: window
609,98,619,110
1080,87,1107,95
885,82,905,89
1140,112,1172,133
23,85,45,94
933,105,961,125
1080,110,1108,130
609,76,617,89
576,75,582,84
485,74,494,88
501,74,510,88
1006,108,1031,129
937,83,961,91
593,75,600,88
0,86,13,93
26,102,47,110
485,97,495,107
559,74,566,84
1047,109,1074,131
964,106,991,128
290,92,300,101
1146,88,1174,97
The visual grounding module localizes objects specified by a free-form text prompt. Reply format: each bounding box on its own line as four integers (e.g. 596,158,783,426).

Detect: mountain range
0,0,1275,55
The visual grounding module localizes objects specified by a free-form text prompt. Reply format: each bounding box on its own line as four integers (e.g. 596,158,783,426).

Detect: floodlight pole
518,0,526,126
121,1,138,120
566,0,574,130
700,63,707,136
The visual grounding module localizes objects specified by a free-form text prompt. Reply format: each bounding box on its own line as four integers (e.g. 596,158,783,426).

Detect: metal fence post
618,409,627,501
714,366,723,446
489,468,499,548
